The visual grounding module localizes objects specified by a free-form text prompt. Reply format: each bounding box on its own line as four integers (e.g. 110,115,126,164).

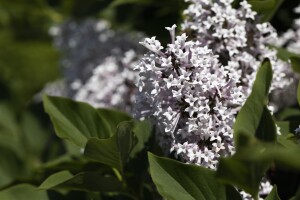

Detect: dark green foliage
148,153,242,200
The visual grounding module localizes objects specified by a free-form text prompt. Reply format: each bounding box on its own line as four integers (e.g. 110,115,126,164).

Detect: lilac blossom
134,0,291,198
135,26,244,169
51,19,145,112
182,0,293,102
269,5,300,111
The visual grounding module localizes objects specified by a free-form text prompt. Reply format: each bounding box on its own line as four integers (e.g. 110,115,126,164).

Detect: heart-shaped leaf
148,153,242,200
43,95,112,147
84,121,135,172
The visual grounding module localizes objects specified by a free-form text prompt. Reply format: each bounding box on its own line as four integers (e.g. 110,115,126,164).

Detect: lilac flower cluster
135,0,293,170
73,50,140,112
134,1,291,198
136,25,244,169
182,0,292,97
51,19,145,112
269,5,300,111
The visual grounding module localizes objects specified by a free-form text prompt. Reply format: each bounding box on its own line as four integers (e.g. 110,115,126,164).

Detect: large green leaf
217,142,300,198
265,185,280,200
0,184,49,200
233,145,300,170
256,106,277,142
234,59,275,147
43,95,112,147
40,170,123,192
130,120,153,158
217,155,270,198
84,121,135,172
278,108,300,121
148,153,242,200
248,0,283,22
97,108,132,133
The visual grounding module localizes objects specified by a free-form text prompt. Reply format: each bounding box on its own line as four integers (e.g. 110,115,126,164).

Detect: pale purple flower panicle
182,0,293,104
269,5,300,111
51,19,145,113
135,25,244,169
134,0,286,197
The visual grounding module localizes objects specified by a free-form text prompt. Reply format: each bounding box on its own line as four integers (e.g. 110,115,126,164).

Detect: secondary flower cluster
73,50,140,112
136,26,244,169
276,5,300,54
51,19,145,112
182,0,292,98
269,5,300,111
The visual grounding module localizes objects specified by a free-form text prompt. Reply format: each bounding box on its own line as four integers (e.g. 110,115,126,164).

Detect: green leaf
276,121,289,135
255,106,276,142
84,121,135,171
265,185,281,200
148,153,242,200
298,82,300,107
278,108,300,121
291,57,300,74
130,120,153,158
43,95,112,147
277,133,298,149
40,171,123,192
217,155,270,198
290,185,300,200
248,0,283,22
235,145,300,170
40,171,73,190
109,0,151,7
97,108,132,133
217,141,300,198
273,46,300,61
0,184,49,200
234,59,274,147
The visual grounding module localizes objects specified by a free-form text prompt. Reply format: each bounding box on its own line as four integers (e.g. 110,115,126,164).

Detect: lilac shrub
134,0,292,198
